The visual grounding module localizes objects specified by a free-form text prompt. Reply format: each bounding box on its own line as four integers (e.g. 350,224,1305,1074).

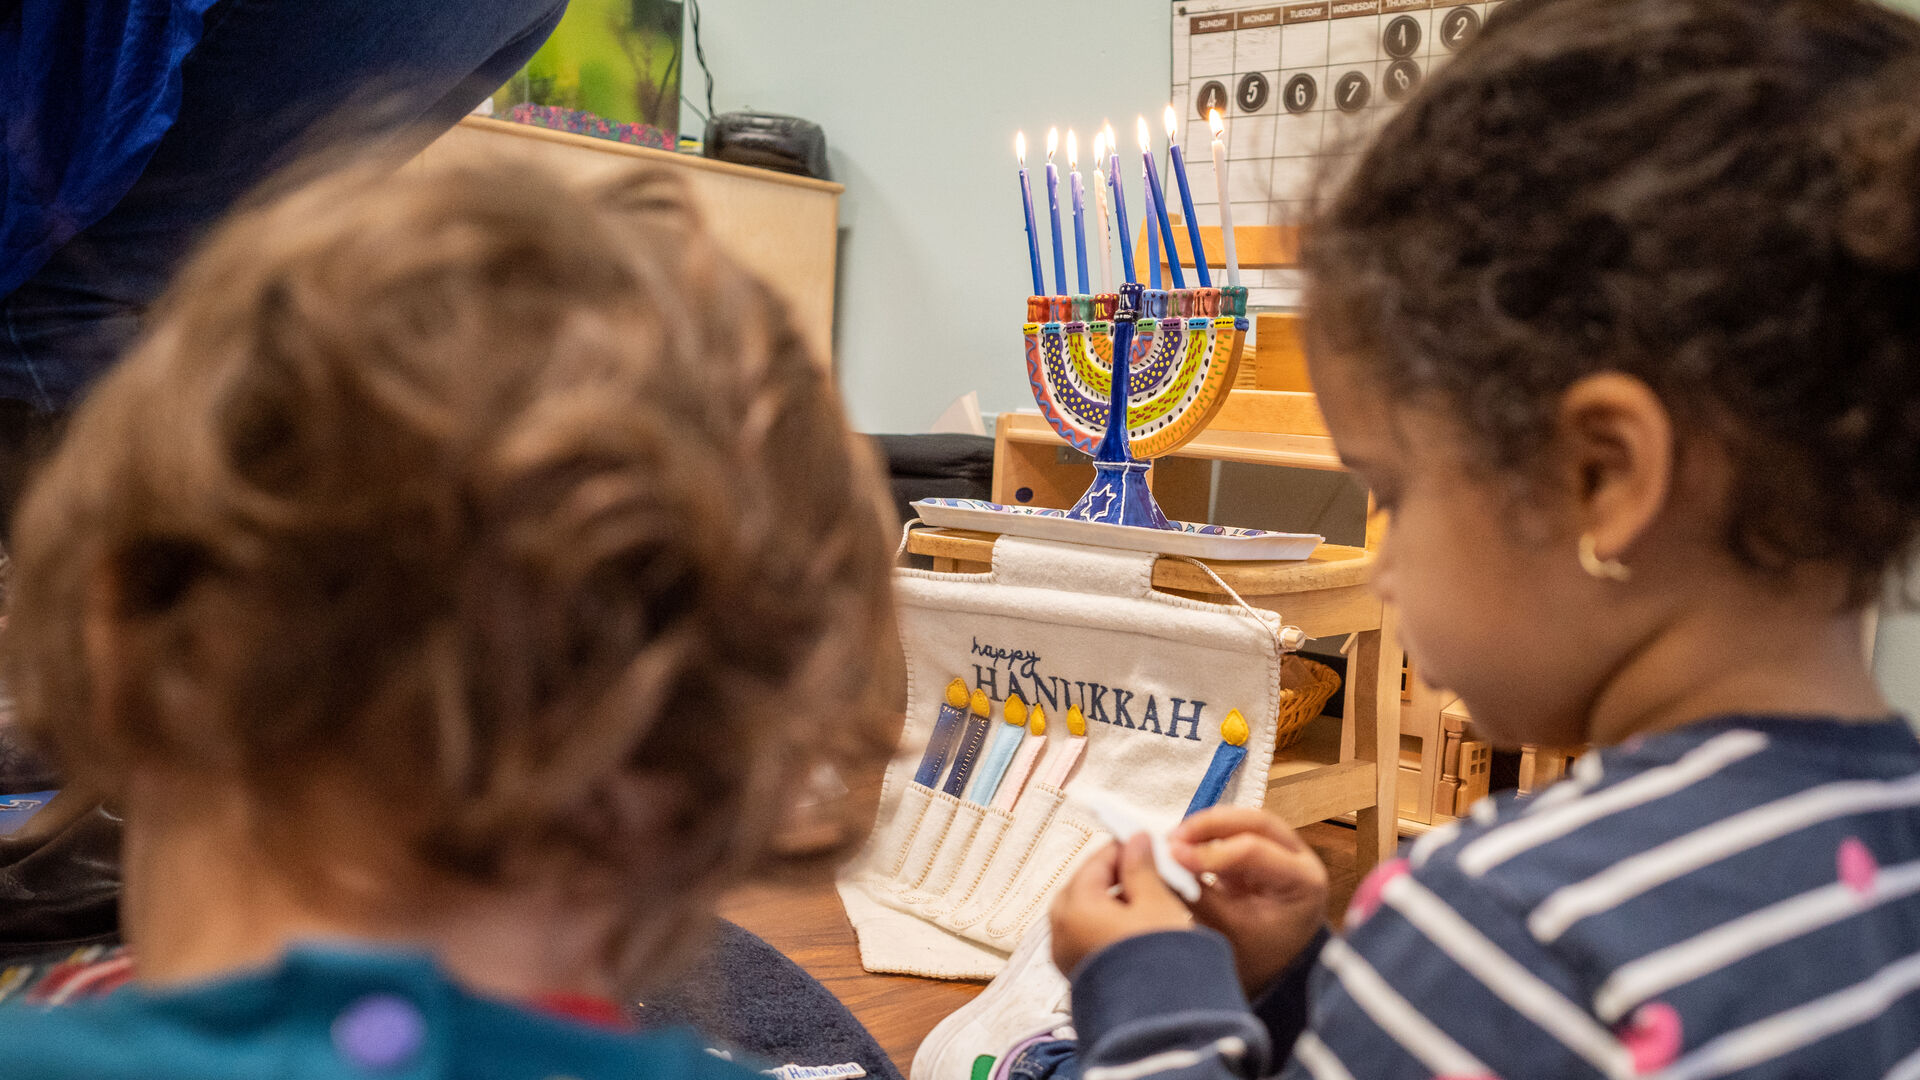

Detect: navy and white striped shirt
1069,715,1920,1080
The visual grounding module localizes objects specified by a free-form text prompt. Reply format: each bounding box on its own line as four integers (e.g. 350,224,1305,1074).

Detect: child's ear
81,541,223,750
1555,373,1674,564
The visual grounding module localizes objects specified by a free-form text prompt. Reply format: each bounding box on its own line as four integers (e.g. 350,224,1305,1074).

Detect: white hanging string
1172,555,1307,656
895,518,926,562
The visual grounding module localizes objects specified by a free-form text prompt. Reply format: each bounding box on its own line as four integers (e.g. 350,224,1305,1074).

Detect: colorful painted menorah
1024,280,1250,529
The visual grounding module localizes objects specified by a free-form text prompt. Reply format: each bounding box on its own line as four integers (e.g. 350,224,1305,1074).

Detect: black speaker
703,112,829,180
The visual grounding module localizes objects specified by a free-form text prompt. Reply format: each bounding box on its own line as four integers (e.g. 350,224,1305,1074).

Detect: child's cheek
1369,532,1400,607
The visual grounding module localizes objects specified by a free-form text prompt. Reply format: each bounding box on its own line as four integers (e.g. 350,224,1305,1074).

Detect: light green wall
685,0,1168,434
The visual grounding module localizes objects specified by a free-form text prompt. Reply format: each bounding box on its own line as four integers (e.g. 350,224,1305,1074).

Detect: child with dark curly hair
0,155,902,1076
1040,0,1920,1077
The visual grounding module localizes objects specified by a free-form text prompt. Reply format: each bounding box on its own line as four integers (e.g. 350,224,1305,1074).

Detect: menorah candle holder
1024,282,1250,529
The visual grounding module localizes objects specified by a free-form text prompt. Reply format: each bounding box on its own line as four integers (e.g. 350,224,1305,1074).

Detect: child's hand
1170,806,1328,995
1050,832,1195,976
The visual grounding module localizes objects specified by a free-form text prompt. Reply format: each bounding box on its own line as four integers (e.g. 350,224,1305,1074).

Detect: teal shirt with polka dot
1,944,762,1080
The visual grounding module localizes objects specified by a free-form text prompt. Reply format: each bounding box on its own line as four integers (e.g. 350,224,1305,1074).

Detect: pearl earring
1578,534,1632,582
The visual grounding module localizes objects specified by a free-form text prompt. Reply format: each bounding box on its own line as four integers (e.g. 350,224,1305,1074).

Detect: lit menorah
1016,110,1250,531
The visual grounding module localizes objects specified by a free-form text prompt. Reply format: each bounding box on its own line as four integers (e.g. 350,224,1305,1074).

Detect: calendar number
1284,73,1318,114
1385,60,1422,101
1384,15,1421,58
1441,6,1481,51
1196,81,1229,121
1335,71,1371,113
1237,72,1271,113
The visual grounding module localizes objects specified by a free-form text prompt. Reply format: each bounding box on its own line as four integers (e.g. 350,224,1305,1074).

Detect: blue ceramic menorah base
1024,279,1252,533
1066,459,1172,529
1058,280,1179,530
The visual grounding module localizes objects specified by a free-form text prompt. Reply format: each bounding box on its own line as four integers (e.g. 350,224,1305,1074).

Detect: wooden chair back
1134,222,1302,274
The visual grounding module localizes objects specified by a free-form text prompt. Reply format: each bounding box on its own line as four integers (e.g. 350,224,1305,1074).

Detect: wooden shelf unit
415,116,844,370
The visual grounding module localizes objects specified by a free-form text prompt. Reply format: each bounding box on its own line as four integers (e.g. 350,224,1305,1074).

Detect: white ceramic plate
911,499,1322,561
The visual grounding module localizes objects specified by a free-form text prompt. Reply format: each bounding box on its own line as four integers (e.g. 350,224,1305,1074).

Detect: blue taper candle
1107,137,1137,285
1138,115,1187,290
1164,105,1212,287
1068,130,1090,295
1145,172,1162,291
1017,133,1044,296
1045,128,1068,296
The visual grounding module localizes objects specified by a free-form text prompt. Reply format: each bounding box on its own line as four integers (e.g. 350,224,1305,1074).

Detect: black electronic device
703,112,830,181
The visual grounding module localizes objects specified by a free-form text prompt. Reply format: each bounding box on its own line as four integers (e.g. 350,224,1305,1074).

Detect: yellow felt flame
1221,709,1249,747
1004,692,1029,727
970,688,991,717
1030,705,1048,737
1067,704,1088,737
946,679,969,709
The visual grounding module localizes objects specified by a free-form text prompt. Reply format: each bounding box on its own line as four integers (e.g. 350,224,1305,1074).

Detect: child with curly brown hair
0,155,902,1077
1036,0,1920,1077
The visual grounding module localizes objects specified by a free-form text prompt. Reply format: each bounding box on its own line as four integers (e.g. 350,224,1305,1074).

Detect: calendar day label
1330,0,1381,16
1382,0,1432,10
1192,12,1237,34
1439,5,1483,50
1196,80,1229,119
1236,7,1285,29
1284,3,1328,23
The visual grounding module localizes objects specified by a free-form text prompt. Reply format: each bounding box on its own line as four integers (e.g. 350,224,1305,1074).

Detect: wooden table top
906,528,1374,594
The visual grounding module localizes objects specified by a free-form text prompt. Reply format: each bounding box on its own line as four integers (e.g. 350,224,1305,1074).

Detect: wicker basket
1274,654,1342,752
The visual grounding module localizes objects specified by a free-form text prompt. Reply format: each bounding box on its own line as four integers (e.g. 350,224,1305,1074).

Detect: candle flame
1016,130,1026,164
1067,129,1078,170
1005,692,1028,727
1135,115,1151,150
946,678,969,709
1221,708,1249,747
1030,706,1047,737
1067,703,1088,737
1103,120,1117,153
1163,103,1178,139
1091,131,1103,163
970,688,991,718
1046,126,1058,162
1209,108,1225,138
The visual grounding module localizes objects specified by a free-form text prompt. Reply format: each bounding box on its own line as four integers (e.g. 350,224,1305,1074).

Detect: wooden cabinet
415,117,843,368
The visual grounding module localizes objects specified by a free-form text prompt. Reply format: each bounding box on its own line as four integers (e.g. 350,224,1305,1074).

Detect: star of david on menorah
1016,110,1251,531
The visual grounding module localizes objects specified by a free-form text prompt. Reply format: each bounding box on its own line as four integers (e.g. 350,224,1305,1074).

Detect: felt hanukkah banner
838,536,1291,980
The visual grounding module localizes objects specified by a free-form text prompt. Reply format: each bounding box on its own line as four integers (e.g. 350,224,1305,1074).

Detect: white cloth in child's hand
1078,790,1201,902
